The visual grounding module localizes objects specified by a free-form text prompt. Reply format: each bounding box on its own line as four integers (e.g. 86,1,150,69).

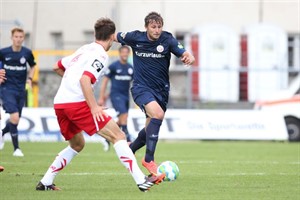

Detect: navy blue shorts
110,93,130,116
131,84,169,115
0,87,26,116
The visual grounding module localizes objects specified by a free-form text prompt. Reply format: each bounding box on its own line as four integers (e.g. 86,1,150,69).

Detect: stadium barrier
1,108,288,142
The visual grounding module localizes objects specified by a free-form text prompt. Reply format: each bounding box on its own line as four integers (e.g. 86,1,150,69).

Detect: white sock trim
66,146,79,155
113,140,127,149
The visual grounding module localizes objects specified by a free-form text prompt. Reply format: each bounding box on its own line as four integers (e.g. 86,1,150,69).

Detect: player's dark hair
11,27,24,36
119,45,130,52
144,11,164,27
94,18,116,41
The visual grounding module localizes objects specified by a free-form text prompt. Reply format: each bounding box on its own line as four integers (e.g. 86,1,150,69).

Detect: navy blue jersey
117,31,185,91
0,46,36,91
105,60,133,97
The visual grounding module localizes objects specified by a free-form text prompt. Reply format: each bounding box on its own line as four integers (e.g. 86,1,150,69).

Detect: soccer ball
157,161,179,181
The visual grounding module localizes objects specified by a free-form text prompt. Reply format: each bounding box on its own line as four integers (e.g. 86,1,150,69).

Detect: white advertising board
1,108,288,142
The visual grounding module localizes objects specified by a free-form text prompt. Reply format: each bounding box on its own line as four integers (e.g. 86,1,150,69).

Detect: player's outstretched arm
98,76,109,106
181,51,195,66
80,75,107,122
113,33,119,42
53,63,65,77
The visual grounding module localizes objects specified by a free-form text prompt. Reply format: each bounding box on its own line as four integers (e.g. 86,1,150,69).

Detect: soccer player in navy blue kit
98,45,133,142
0,27,36,157
114,12,195,175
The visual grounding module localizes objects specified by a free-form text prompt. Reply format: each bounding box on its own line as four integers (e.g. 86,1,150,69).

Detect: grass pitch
0,141,299,200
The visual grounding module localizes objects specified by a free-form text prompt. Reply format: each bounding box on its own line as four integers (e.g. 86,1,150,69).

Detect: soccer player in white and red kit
0,69,6,172
36,18,164,192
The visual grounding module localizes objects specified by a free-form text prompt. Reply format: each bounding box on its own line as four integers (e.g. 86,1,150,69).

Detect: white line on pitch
178,160,300,165
6,172,298,176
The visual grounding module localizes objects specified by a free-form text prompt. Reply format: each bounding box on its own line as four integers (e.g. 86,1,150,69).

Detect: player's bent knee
70,142,85,152
153,110,165,119
113,131,126,143
10,113,20,124
69,135,85,152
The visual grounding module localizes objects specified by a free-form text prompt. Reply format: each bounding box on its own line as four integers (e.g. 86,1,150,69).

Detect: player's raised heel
36,181,61,191
142,158,158,175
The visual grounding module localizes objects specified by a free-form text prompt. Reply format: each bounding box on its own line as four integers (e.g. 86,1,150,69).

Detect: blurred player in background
0,68,6,172
0,27,36,157
36,18,164,192
98,45,134,143
114,12,195,175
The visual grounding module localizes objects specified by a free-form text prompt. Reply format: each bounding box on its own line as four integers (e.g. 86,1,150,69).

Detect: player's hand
0,69,6,84
98,97,105,106
181,52,195,66
26,79,32,89
91,105,108,122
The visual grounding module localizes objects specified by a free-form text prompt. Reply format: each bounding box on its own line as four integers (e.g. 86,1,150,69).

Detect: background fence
32,49,299,109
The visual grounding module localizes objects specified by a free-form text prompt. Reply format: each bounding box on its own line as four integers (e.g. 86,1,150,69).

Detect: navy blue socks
129,128,146,153
9,123,19,150
120,125,131,142
145,118,162,163
2,122,10,135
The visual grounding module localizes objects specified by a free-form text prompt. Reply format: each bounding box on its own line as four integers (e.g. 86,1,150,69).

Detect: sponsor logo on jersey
115,75,132,81
20,56,26,64
156,45,164,53
116,69,122,73
91,59,104,72
135,51,165,58
4,64,26,71
71,53,82,63
136,44,143,47
5,57,12,61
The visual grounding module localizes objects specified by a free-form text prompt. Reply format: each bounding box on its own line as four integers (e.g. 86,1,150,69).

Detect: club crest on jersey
156,45,164,53
128,68,133,75
20,56,26,64
91,59,104,72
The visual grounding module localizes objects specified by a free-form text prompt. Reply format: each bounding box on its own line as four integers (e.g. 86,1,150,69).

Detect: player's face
145,21,163,41
119,48,130,63
11,31,25,48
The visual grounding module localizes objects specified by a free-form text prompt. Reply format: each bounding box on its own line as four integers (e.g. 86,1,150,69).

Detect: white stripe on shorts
93,117,99,132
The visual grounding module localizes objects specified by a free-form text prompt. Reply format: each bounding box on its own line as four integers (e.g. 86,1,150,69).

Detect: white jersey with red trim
54,42,108,108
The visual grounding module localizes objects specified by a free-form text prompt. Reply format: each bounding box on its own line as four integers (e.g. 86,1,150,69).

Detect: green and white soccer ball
157,161,179,181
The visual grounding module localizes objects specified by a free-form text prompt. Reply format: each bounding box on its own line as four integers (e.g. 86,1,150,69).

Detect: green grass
0,141,299,200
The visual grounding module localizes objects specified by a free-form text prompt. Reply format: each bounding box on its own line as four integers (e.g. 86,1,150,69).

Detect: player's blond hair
11,27,25,36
